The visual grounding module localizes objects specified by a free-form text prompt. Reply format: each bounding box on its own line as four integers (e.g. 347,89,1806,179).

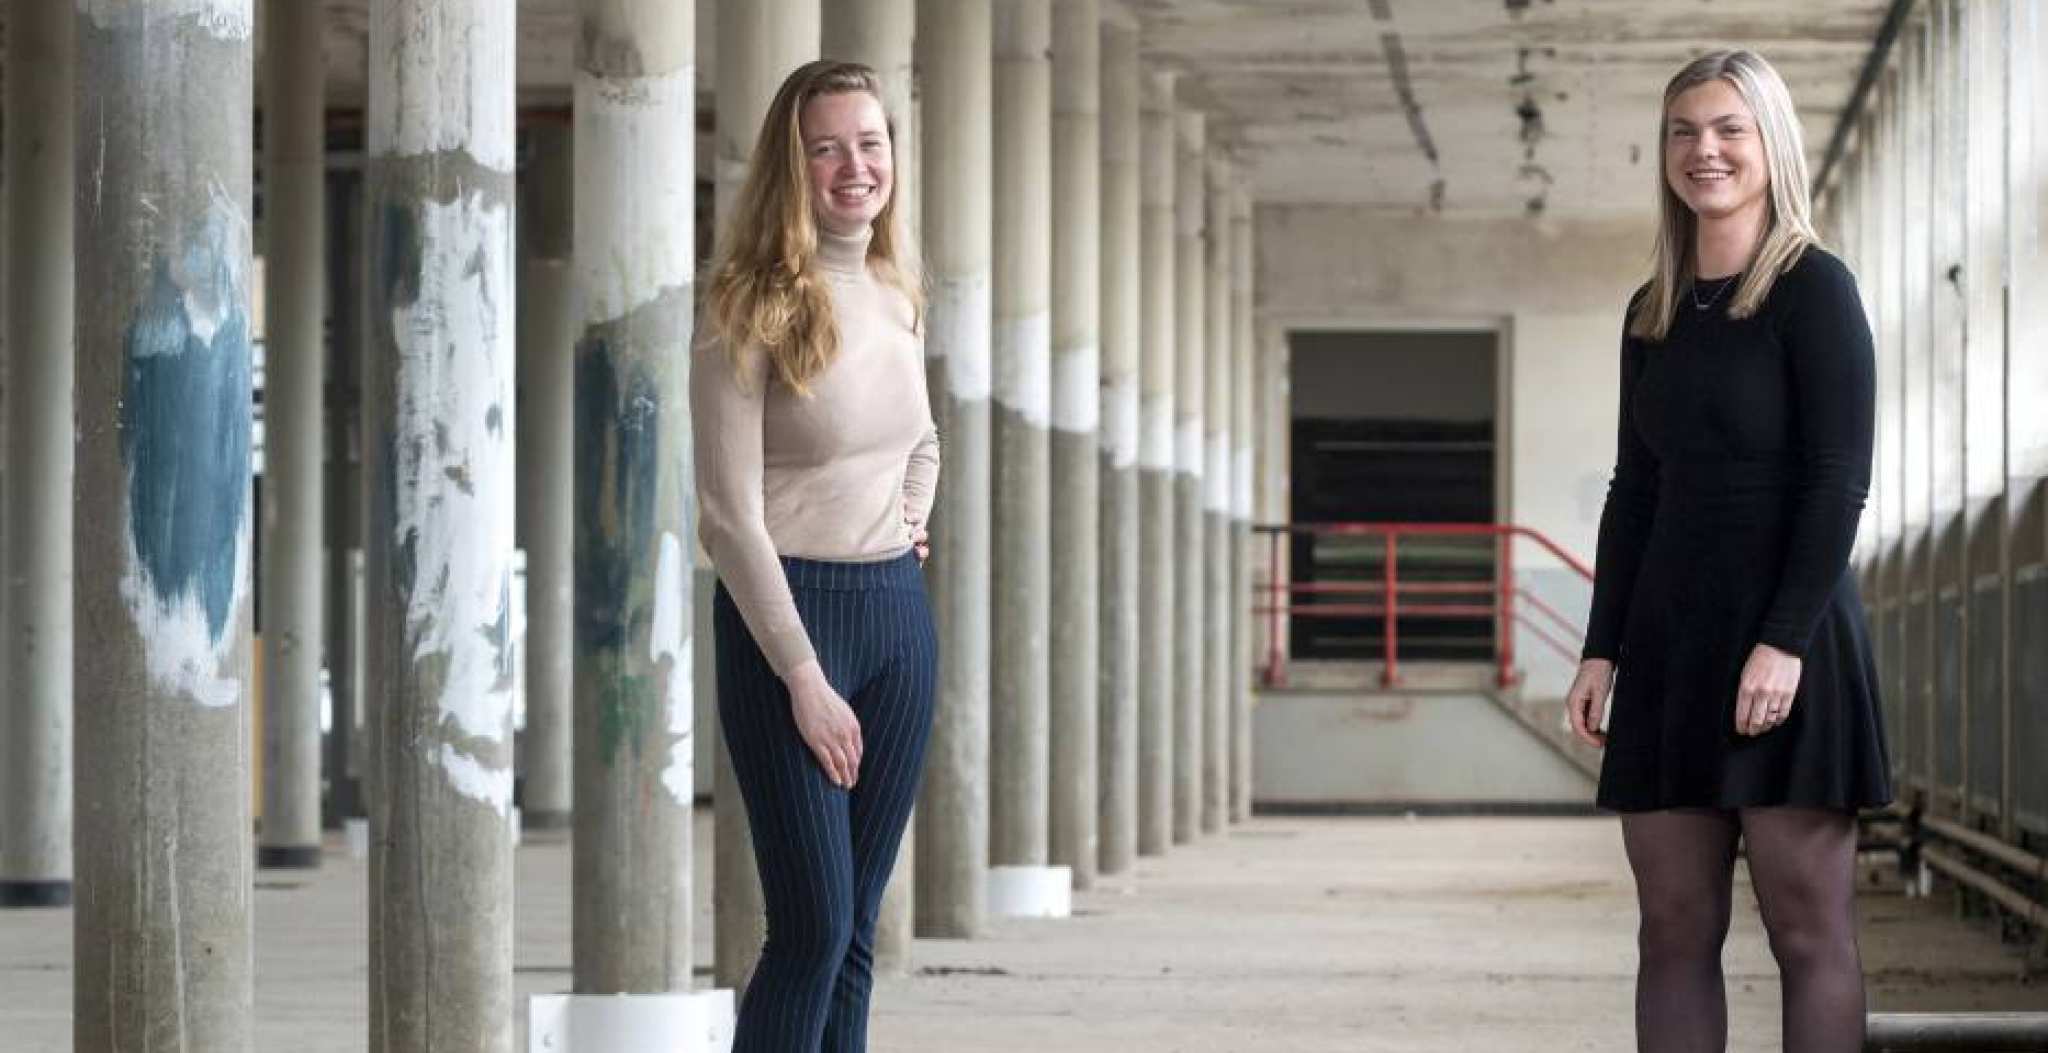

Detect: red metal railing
1253,522,1595,690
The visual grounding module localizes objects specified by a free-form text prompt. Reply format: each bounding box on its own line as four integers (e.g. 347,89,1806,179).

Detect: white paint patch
931,274,993,402
80,0,251,39
1140,394,1173,471
436,742,513,817
1175,420,1204,478
1205,433,1231,512
1052,344,1101,435
121,519,249,710
171,182,251,346
1233,445,1254,520
994,311,1051,426
574,67,696,326
390,192,517,748
368,2,516,172
651,533,693,806
1100,378,1140,469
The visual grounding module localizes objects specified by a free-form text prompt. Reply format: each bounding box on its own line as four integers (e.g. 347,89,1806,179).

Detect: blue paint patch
573,338,661,655
119,258,252,641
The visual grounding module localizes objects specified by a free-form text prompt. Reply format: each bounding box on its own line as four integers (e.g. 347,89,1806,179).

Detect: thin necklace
1690,274,1736,311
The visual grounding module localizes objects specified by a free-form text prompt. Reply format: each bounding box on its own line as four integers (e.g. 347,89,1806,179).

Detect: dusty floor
1,815,2041,1051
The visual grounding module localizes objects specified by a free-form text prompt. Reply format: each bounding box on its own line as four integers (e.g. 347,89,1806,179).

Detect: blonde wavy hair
705,60,923,394
1629,49,1819,342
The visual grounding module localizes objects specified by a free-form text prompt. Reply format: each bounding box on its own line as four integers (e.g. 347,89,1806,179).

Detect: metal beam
1814,0,1916,202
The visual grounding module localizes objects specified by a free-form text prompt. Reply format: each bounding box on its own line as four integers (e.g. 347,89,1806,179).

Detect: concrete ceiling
27,1,1891,219
1136,0,1894,215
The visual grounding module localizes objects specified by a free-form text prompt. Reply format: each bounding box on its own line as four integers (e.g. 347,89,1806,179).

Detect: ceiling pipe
1866,1012,2048,1051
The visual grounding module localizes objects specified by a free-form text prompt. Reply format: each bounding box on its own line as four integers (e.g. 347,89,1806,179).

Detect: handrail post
1497,530,1517,688
1382,530,1399,688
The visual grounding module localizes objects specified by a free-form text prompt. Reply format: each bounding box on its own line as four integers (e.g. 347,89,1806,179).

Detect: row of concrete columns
0,0,1265,1043
1819,0,2048,840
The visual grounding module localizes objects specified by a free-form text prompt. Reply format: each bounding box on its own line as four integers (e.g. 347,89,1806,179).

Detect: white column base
528,990,736,1053
986,864,1072,918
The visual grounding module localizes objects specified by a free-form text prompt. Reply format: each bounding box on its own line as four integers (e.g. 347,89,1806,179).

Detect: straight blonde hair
1629,49,1819,342
705,61,923,394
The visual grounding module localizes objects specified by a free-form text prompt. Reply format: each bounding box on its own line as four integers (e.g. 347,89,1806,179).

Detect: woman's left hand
910,522,930,565
1735,642,1802,736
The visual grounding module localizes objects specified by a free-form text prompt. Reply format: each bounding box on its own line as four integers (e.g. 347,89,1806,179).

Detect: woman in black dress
1565,49,1890,1053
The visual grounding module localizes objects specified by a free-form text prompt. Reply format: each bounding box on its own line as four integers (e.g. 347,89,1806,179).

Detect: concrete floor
1,815,2041,1051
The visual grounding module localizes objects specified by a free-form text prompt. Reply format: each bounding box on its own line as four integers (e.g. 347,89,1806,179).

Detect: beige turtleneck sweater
691,226,940,678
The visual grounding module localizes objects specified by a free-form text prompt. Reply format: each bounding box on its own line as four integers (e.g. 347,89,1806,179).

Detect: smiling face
800,90,893,237
1663,78,1770,227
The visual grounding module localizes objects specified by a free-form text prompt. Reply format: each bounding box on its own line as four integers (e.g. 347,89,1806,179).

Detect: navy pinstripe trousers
715,553,937,1053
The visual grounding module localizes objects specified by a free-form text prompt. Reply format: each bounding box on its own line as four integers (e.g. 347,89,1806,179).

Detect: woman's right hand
786,660,863,789
1566,658,1615,748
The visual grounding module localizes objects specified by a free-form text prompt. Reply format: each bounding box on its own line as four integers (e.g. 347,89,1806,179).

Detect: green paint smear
591,654,663,768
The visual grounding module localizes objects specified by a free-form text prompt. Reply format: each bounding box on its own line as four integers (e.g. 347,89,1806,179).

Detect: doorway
1288,329,1499,662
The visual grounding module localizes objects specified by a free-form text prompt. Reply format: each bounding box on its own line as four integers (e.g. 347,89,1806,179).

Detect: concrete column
711,0,819,988
1,0,73,909
518,122,574,831
258,0,327,871
1135,71,1177,858
1171,107,1206,844
74,2,254,1047
1961,0,2004,827
1094,14,1142,878
325,169,367,826
916,0,993,938
1230,185,1255,824
823,0,919,974
572,0,697,994
2007,0,2046,842
364,1,518,1048
1049,0,1101,895
1201,154,1231,837
990,0,1063,915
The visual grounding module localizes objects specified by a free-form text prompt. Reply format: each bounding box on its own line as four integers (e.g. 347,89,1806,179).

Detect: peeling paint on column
118,193,253,710
1101,376,1139,470
575,343,664,765
385,188,518,810
367,3,517,173
574,66,696,325
1205,433,1231,514
364,2,518,1044
1140,392,1174,472
935,275,994,402
571,0,698,994
1053,342,1101,435
652,532,693,806
995,311,1052,428
78,0,252,39
74,0,255,1043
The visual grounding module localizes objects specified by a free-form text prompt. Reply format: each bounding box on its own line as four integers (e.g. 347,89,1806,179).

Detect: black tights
1620,807,1865,1053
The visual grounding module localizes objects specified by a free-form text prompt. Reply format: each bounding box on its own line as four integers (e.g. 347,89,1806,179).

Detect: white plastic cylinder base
986,864,1073,919
528,990,736,1053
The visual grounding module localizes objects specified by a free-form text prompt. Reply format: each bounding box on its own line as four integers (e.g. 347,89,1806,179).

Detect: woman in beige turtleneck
690,60,938,1053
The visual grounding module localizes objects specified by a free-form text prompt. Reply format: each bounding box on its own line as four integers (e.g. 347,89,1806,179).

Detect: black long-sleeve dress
1583,246,1892,812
